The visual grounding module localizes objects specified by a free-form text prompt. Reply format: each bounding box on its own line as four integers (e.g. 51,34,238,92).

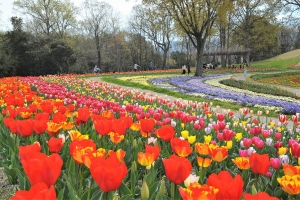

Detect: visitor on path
134,64,139,72
187,63,191,74
243,62,247,76
94,65,100,74
150,62,154,70
182,64,187,74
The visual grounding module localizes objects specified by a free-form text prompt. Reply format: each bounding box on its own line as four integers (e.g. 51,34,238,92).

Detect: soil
0,167,17,200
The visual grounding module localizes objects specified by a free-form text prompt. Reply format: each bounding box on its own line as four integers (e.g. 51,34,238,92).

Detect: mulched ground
0,167,17,199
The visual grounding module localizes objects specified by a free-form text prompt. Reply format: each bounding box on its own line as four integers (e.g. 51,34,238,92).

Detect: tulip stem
87,179,92,200
171,182,176,200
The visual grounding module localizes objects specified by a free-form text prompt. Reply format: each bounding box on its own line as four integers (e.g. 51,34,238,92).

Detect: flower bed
150,75,300,114
0,75,300,199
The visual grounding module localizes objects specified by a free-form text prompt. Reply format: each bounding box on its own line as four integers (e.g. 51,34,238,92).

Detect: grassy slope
94,50,300,117
251,49,300,69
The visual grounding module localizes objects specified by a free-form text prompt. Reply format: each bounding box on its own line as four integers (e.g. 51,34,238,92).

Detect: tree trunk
195,39,205,77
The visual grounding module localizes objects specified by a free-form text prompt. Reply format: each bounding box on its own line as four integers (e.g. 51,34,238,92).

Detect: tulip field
0,73,300,200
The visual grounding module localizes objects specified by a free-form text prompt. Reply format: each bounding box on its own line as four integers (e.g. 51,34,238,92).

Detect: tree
2,17,33,76
231,0,280,62
143,0,234,76
81,0,113,72
233,15,279,60
13,0,78,38
294,26,300,49
131,4,174,69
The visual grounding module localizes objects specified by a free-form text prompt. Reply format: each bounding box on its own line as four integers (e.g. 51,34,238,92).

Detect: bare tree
81,0,113,72
13,0,78,38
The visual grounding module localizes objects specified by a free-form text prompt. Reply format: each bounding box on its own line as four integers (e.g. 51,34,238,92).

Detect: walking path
88,76,295,128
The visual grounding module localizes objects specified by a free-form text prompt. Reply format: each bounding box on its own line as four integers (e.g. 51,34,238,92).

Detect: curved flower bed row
149,75,300,114
0,75,300,200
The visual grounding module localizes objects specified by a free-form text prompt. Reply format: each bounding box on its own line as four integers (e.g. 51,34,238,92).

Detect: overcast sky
0,0,140,31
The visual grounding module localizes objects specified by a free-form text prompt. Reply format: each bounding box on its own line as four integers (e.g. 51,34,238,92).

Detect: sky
0,0,140,31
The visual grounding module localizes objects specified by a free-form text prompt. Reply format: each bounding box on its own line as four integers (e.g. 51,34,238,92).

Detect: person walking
134,64,138,72
182,64,187,74
187,63,191,75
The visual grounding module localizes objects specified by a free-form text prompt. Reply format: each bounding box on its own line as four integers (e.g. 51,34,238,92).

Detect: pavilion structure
203,48,251,67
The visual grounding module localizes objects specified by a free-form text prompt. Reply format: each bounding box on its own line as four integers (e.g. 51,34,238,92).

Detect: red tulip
249,153,270,175
94,119,112,136
33,119,48,135
162,154,192,184
47,138,63,153
243,192,279,200
111,118,127,135
19,143,42,161
140,118,156,137
17,119,34,137
52,112,67,124
291,142,300,157
90,152,128,192
76,107,91,125
155,125,176,142
10,183,56,200
207,170,244,199
21,153,63,187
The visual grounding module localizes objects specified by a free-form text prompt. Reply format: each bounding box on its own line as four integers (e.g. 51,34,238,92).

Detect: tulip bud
132,161,137,172
112,195,119,200
141,181,149,200
133,139,137,148
159,179,165,195
137,138,144,147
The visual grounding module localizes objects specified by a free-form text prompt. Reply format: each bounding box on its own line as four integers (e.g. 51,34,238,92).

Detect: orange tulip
208,145,228,162
113,149,126,161
179,183,219,200
145,145,161,161
197,157,212,168
69,130,89,141
47,121,62,137
195,143,210,156
232,157,251,170
130,123,141,131
138,152,155,167
109,132,124,144
171,137,193,157
69,139,96,165
61,121,74,130
277,175,300,195
283,164,300,176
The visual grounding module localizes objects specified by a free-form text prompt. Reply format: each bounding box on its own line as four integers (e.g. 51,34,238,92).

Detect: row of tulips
0,75,300,199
